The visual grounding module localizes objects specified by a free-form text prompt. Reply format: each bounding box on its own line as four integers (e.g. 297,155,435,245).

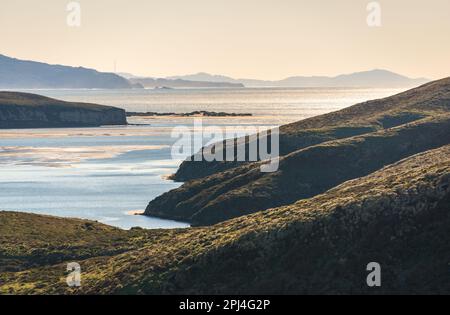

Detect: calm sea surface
0,88,404,229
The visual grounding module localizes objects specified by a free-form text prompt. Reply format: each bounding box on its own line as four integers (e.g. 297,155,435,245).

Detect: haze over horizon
1,0,449,80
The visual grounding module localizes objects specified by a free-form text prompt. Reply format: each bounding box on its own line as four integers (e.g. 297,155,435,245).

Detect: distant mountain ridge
1,54,429,89
128,77,244,89
168,69,430,88
0,54,135,89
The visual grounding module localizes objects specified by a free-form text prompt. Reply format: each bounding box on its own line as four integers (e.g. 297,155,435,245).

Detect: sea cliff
0,92,127,128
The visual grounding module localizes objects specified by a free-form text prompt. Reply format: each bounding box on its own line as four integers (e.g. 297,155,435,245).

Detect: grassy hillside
0,92,118,110
1,77,449,295
146,114,450,225
0,91,127,128
173,77,450,181
1,144,449,294
0,212,155,274
146,78,450,225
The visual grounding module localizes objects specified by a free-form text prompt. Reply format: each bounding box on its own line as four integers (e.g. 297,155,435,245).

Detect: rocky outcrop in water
126,111,252,117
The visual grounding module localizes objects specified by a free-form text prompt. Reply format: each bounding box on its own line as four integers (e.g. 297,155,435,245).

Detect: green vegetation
173,78,450,181
1,77,450,294
146,78,450,225
0,92,127,128
1,145,449,294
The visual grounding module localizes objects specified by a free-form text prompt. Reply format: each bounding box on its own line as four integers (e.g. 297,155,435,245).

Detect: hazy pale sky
1,0,449,80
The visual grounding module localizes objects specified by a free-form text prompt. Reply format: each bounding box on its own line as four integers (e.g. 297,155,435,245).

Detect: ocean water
0,87,404,229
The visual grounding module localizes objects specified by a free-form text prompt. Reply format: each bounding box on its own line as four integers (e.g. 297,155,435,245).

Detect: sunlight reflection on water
0,88,403,229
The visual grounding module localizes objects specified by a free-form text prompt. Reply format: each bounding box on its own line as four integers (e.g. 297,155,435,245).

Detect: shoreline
126,110,253,118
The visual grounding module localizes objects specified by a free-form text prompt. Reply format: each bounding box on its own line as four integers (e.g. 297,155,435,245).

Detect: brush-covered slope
173,77,450,181
1,145,449,294
0,92,127,128
145,78,450,225
146,114,450,225
0,212,154,274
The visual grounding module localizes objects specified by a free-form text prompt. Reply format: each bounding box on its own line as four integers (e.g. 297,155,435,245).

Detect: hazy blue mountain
129,77,244,88
169,70,429,88
0,91,127,128
167,72,240,84
117,72,140,80
0,54,134,89
276,70,429,88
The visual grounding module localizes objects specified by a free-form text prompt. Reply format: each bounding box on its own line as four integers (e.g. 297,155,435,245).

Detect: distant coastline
1,54,430,90
0,91,127,129
126,111,252,117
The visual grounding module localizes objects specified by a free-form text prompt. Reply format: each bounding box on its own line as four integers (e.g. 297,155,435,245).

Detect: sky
1,0,449,80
